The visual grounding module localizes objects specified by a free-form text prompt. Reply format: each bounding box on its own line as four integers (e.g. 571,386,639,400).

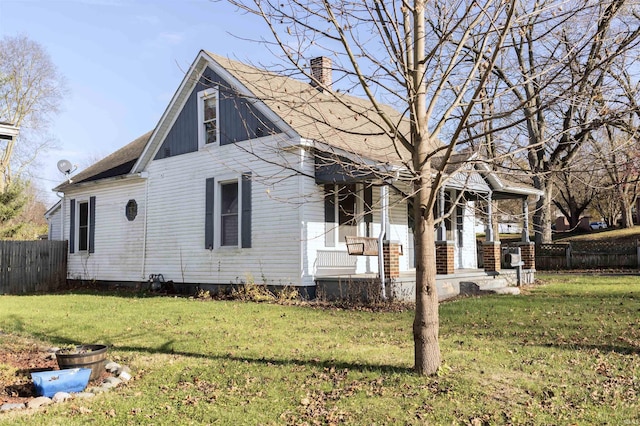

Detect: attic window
125,199,138,221
198,88,219,148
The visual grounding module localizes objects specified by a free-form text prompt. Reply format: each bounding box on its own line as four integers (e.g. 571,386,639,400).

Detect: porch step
490,287,520,295
458,277,520,297
460,276,507,292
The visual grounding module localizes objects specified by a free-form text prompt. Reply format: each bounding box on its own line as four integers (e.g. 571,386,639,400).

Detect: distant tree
0,180,28,239
553,151,600,229
591,125,640,228
0,34,66,191
483,0,640,244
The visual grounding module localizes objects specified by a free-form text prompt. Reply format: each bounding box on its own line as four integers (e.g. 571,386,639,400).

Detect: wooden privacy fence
535,240,640,270
0,240,68,294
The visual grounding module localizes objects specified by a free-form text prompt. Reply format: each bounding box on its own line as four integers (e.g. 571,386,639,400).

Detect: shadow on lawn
119,344,415,374
23,331,413,374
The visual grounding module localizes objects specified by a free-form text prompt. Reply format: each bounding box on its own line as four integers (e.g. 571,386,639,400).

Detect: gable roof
53,131,152,192
55,51,539,199
201,52,413,165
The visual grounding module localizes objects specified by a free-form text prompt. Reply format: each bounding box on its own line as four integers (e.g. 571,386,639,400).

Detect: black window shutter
324,184,336,247
69,199,76,254
241,172,252,248
205,178,215,249
89,196,96,253
364,184,373,237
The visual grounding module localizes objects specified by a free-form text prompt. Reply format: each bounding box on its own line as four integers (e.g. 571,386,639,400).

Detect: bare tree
591,124,640,228
552,151,600,229
485,0,640,244
0,34,66,191
564,53,640,229
222,0,524,375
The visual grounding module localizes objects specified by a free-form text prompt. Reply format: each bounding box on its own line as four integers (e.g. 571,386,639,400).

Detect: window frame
214,177,242,249
326,183,365,246
77,200,90,252
125,199,138,221
197,88,219,148
71,197,95,254
219,180,239,247
337,184,358,242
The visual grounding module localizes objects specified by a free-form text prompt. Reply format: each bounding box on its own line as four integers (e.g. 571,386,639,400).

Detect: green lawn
554,225,640,242
1,275,639,425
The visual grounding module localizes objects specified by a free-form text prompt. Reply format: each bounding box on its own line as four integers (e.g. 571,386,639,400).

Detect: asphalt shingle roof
205,52,413,165
54,131,152,192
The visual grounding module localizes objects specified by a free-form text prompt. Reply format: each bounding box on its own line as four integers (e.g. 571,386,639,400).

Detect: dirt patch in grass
0,334,108,405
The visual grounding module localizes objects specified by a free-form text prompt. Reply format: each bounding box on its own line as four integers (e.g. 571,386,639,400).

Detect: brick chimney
310,56,332,91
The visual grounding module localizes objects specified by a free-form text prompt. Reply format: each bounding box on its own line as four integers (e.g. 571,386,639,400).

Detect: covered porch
312,150,542,302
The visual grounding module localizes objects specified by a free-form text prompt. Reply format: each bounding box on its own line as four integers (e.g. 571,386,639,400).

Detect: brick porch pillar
383,241,401,279
435,241,455,275
517,242,535,270
483,241,501,272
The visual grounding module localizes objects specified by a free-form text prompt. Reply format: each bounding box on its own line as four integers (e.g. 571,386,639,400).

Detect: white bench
315,250,357,276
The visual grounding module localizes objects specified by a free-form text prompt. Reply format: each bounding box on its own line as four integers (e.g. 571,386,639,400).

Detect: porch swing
344,236,379,256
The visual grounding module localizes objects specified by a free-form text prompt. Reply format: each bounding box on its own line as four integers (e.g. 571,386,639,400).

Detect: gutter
54,172,149,192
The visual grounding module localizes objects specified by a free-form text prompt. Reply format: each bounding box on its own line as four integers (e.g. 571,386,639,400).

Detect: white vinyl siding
142,134,303,286
457,201,478,269
64,180,146,282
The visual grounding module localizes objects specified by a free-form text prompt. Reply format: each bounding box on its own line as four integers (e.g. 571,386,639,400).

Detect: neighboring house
44,200,62,241
49,51,541,299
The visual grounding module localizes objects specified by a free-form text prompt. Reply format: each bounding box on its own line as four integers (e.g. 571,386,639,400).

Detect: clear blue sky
0,0,276,204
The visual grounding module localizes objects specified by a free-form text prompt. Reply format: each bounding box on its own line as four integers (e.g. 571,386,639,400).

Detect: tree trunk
410,0,440,376
620,197,633,228
533,179,553,245
413,172,440,375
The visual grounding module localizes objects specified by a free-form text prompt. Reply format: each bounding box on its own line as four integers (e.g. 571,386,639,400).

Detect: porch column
485,191,494,242
516,242,536,270
383,241,402,279
435,241,455,274
521,197,530,243
378,185,389,299
437,187,446,241
482,241,501,272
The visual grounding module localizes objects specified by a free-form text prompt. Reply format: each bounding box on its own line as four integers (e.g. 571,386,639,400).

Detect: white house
49,51,541,299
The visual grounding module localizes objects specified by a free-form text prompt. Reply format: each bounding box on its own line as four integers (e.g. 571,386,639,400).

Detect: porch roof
314,149,542,200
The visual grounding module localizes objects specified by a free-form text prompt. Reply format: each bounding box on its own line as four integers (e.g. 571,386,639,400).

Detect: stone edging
1,358,132,413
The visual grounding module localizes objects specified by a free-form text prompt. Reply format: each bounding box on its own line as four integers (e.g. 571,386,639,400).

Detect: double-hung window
337,184,358,241
324,184,372,246
69,196,95,254
205,173,252,250
78,201,89,251
220,181,239,246
198,88,219,147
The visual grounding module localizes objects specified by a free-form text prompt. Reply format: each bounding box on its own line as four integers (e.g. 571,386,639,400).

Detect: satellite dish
57,159,74,174
57,159,77,183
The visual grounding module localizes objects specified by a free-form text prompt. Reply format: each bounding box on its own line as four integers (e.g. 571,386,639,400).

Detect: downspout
299,147,305,289
378,185,388,300
61,199,64,241
140,173,150,280
438,187,446,240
